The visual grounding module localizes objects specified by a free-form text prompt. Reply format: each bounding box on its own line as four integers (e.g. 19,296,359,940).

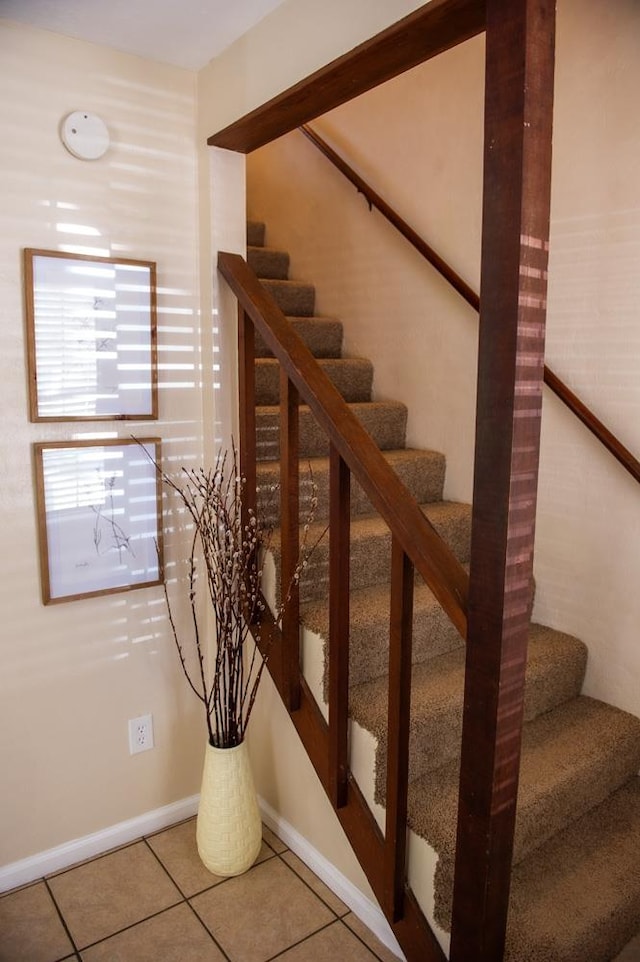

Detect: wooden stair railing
300,125,640,488
219,248,467,962
212,2,558,958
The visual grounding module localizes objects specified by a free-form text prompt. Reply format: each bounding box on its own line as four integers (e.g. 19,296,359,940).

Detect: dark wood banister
218,250,469,636
301,124,480,312
222,246,458,960
300,123,640,488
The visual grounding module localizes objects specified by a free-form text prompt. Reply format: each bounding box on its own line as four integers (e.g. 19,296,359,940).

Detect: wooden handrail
218,250,469,638
301,124,480,312
227,249,452,961
300,124,640,488
544,368,640,482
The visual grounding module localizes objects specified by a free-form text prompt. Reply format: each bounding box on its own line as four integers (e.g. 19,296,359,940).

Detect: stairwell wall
246,0,640,721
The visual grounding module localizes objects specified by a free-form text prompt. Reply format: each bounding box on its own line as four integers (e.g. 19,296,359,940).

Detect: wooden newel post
449,1,556,960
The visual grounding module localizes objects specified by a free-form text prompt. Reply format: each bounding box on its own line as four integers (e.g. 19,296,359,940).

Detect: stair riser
247,246,290,279
256,403,408,461
405,699,640,880
274,505,469,604
254,358,373,406
365,641,588,793
513,721,640,868
434,775,640,948
257,451,446,525
246,221,265,247
261,279,315,316
314,598,464,692
255,318,343,359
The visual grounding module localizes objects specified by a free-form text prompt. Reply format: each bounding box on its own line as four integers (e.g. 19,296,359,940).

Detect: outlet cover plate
128,714,154,754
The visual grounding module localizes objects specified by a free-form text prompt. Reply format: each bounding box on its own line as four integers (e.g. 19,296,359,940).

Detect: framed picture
34,438,163,604
24,249,157,421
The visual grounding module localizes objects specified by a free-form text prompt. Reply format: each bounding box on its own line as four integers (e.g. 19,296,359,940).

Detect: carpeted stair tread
260,278,315,316
255,316,344,359
246,220,265,247
274,500,471,603
256,400,408,461
349,623,588,788
302,576,465,691
419,500,471,565
257,448,446,526
432,778,640,960
406,696,640,871
504,778,640,962
247,245,290,279
255,356,374,405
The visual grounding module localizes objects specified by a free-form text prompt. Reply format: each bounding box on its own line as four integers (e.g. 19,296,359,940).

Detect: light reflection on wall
0,32,205,681
31,253,157,419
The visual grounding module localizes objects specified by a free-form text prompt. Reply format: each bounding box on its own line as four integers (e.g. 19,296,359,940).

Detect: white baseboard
1,790,404,961
258,796,405,961
0,794,199,893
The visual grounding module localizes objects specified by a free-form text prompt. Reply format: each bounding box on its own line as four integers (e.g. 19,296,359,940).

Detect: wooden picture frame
34,438,163,604
24,249,157,421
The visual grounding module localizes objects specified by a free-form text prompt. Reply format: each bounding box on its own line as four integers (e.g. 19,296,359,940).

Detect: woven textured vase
196,740,262,877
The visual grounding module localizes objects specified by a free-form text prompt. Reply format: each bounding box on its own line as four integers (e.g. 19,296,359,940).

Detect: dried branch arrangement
142,442,319,748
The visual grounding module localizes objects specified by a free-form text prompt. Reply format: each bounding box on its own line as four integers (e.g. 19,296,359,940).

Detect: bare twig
136,438,321,749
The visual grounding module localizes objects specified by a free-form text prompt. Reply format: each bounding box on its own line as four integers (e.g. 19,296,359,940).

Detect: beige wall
533,0,640,717
247,0,640,720
197,0,428,140
0,21,204,866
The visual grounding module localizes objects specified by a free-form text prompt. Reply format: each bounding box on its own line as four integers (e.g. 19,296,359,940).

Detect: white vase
196,739,262,877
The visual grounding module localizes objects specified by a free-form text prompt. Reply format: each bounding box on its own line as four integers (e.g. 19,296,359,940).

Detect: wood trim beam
449,0,556,958
208,0,486,153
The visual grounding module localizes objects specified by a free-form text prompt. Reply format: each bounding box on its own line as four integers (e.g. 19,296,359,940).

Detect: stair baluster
328,445,350,809
279,368,301,712
238,305,257,522
384,538,414,923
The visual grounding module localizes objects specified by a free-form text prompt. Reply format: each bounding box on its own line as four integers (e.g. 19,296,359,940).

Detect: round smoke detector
61,111,110,161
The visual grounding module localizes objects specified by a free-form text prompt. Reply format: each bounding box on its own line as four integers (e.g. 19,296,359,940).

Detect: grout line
264,917,339,961
186,897,233,962
71,902,185,954
275,850,344,919
343,914,396,962
43,877,80,959
6,817,394,962
141,836,191,901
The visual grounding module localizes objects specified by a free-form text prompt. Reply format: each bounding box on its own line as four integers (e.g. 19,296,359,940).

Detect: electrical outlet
128,714,154,755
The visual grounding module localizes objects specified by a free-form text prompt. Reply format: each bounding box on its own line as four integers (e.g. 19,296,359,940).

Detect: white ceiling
0,0,288,70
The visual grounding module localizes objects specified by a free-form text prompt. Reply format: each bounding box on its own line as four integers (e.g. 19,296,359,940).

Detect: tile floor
0,819,401,962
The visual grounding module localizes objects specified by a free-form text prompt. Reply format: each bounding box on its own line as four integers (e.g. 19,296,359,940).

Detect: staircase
245,219,640,962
